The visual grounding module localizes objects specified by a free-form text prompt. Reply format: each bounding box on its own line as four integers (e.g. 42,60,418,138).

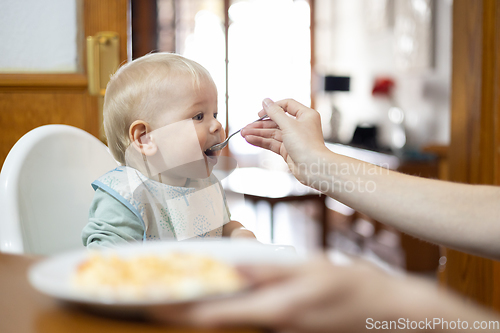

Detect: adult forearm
308,151,500,259
242,98,500,258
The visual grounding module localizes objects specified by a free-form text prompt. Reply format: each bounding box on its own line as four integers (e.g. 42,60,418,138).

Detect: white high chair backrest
0,125,118,255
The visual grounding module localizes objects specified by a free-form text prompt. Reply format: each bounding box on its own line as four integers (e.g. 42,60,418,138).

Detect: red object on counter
372,77,395,96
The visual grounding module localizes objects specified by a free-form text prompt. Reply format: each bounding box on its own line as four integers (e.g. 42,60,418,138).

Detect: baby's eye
213,113,218,119
193,113,204,121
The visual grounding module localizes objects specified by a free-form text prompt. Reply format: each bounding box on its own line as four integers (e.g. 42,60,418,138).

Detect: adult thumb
262,98,290,128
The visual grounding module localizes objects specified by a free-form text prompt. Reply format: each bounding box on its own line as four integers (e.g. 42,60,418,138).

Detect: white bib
92,166,230,241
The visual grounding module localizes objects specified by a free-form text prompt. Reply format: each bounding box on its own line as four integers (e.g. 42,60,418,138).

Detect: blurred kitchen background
133,0,452,275
0,0,453,275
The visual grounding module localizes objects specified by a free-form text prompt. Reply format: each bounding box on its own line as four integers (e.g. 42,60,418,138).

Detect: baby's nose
210,119,223,134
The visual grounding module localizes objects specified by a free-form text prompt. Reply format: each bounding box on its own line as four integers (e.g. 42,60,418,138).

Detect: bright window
158,0,311,158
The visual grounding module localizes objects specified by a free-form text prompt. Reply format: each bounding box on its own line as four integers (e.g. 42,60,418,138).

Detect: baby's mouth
204,147,218,157
204,142,222,157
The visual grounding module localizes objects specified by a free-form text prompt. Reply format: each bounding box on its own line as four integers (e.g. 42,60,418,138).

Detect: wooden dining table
0,253,262,333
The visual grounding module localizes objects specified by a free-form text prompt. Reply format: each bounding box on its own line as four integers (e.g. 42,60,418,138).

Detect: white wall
315,0,452,149
0,0,78,73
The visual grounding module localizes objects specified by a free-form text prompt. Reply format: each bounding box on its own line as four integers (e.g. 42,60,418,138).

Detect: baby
82,53,255,249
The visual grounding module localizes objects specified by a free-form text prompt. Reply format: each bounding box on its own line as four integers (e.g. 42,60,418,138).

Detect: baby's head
104,53,224,181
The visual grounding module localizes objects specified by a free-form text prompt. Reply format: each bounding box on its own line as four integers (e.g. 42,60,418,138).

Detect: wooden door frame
443,0,500,310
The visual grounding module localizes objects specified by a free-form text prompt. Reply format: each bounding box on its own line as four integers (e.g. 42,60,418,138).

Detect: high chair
0,125,118,255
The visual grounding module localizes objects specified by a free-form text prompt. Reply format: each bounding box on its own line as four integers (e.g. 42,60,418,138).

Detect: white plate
28,240,299,312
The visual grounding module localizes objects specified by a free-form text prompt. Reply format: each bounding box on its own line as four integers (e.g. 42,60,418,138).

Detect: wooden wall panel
0,91,99,169
443,0,500,311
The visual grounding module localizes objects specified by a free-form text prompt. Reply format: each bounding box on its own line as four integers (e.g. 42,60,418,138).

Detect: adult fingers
151,284,292,327
274,99,311,118
187,276,315,328
237,263,301,286
243,119,279,130
241,128,283,141
243,135,283,155
190,290,289,327
151,265,304,327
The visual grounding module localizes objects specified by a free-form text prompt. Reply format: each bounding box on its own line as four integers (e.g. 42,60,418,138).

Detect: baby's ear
137,132,157,156
129,120,158,156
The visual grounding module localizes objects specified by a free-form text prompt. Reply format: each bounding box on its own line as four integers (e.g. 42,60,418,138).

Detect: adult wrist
299,148,339,192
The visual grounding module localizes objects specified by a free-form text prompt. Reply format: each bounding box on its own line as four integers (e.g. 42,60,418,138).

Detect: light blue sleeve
82,188,144,250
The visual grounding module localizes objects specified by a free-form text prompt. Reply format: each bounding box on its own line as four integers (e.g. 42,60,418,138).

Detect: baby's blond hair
103,53,213,164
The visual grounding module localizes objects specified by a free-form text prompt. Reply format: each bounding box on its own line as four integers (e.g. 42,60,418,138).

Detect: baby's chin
202,150,218,172
203,155,217,177
164,158,216,180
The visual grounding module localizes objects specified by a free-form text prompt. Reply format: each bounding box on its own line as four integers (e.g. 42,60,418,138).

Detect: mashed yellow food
73,252,244,301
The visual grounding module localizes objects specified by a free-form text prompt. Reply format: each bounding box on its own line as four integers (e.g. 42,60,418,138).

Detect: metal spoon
206,115,269,152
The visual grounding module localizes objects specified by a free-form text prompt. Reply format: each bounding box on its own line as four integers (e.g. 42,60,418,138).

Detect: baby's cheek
194,128,206,147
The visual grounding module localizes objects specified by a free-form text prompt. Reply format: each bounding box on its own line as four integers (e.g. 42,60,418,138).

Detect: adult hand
241,98,329,185
150,256,464,333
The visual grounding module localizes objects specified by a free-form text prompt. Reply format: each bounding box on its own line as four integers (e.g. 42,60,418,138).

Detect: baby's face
154,76,224,179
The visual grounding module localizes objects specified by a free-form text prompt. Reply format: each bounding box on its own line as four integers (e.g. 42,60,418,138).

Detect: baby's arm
82,188,144,249
222,221,256,239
